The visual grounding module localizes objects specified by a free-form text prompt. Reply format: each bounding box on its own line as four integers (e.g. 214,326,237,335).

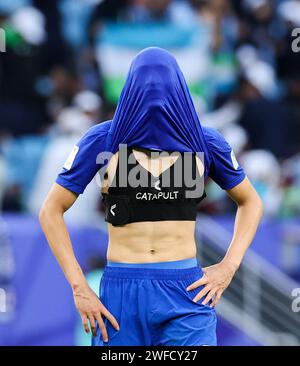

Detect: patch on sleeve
63,145,79,170
230,149,239,170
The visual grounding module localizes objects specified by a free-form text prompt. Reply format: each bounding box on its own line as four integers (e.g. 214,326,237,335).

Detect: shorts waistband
107,257,198,269
103,263,202,280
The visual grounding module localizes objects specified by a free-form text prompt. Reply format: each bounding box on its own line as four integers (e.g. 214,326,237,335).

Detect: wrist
71,279,88,294
221,257,240,272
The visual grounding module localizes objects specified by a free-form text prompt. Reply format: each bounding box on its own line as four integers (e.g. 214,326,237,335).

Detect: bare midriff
103,149,202,263
107,220,197,263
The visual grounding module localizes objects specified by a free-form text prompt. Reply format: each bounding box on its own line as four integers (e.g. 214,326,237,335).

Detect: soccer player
40,48,263,346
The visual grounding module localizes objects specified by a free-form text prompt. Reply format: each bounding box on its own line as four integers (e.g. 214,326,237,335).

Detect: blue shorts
92,258,217,346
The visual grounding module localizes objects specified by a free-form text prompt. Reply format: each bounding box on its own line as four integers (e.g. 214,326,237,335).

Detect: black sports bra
102,147,205,226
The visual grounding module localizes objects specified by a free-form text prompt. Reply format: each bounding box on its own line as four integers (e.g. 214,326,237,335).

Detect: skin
39,150,263,342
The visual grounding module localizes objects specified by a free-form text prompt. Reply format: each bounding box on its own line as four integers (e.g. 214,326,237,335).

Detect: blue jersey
56,122,245,195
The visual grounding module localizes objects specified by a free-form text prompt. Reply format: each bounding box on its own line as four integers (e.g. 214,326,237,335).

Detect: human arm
187,177,263,306
39,183,119,341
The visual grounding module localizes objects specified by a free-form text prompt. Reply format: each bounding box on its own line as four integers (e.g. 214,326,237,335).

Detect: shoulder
202,127,246,189
81,120,111,141
75,120,112,154
55,121,112,195
202,126,231,152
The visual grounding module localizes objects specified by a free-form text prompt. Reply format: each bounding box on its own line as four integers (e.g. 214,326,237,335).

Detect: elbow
238,190,264,220
39,201,49,228
253,192,264,220
39,200,60,228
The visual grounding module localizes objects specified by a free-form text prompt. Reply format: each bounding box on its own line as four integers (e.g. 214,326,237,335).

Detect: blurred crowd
0,0,300,221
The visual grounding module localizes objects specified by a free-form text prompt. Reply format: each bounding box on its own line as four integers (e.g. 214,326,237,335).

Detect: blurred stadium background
0,0,300,346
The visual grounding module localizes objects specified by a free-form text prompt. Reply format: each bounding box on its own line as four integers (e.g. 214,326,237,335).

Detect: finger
97,315,108,343
186,275,209,291
202,288,217,306
101,308,120,331
210,290,223,308
193,284,212,303
88,313,97,337
81,314,89,333
95,313,109,342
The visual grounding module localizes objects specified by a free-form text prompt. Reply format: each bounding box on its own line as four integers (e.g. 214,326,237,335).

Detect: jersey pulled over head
56,46,246,195
106,47,210,173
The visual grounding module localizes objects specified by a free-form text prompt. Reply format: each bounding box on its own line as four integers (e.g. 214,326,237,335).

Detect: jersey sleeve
203,127,246,190
55,121,111,194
